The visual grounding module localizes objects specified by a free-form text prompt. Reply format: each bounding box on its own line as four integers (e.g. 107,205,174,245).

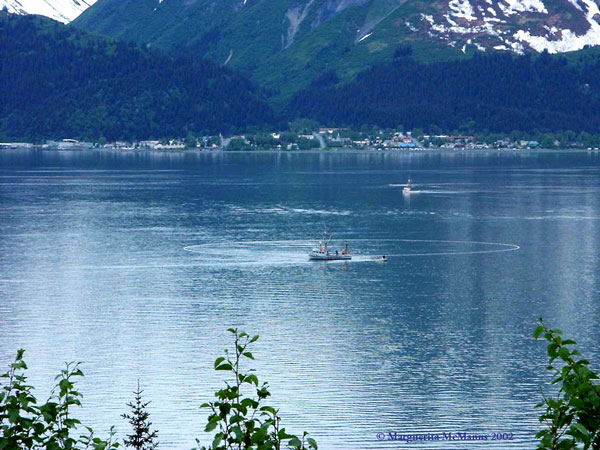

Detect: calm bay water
1,149,600,449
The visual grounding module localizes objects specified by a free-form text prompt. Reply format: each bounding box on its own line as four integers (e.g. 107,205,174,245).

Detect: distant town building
319,127,347,134
0,142,34,149
45,139,92,149
139,140,161,149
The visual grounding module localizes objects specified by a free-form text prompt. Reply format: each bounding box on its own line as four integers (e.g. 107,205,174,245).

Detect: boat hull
309,253,351,261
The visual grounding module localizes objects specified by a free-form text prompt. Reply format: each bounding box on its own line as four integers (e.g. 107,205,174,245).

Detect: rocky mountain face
21,0,600,97
74,0,600,55
73,0,462,97
0,0,96,23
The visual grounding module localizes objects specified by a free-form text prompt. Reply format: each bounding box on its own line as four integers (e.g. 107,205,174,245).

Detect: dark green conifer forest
289,51,600,134
0,14,276,141
3,12,600,141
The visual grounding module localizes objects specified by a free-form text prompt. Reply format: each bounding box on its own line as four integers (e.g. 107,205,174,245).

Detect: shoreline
2,146,600,154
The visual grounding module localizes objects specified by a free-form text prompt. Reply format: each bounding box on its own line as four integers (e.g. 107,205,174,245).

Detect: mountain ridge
73,0,600,98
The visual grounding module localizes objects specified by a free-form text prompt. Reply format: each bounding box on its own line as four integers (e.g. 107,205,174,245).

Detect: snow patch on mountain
0,0,96,23
514,0,600,52
413,0,600,54
498,0,547,15
357,31,372,42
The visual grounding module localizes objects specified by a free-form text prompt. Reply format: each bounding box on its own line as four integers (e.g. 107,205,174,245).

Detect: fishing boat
309,231,351,261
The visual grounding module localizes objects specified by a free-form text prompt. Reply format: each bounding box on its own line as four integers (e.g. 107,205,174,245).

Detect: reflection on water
1,149,600,449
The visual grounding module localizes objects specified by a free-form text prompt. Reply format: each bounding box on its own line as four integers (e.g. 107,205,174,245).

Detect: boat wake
183,239,519,267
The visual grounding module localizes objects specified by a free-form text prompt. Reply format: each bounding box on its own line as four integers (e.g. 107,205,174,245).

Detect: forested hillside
289,51,600,133
4,11,600,141
73,0,466,99
74,0,600,102
0,14,276,142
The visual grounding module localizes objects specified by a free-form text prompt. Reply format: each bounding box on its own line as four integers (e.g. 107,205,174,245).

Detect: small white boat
402,178,420,194
309,231,351,261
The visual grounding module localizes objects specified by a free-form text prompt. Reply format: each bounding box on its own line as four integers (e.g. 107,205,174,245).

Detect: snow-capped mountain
0,0,96,23
412,0,600,53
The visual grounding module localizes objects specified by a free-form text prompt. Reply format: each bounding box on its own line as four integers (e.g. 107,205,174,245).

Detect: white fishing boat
309,231,351,261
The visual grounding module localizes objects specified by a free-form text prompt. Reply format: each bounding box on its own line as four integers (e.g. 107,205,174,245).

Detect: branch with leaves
0,349,119,450
534,318,600,450
196,329,317,450
2,330,318,450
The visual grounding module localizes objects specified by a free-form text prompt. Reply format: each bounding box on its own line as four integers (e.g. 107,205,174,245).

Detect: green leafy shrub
534,318,600,450
2,331,317,450
0,349,119,450
196,329,317,450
